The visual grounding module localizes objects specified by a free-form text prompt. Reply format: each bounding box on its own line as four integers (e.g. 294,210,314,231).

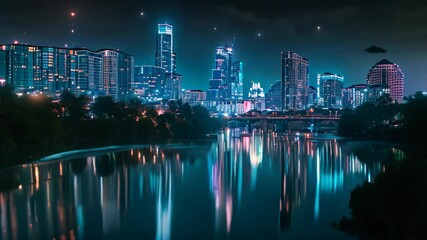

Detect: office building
231,61,244,100
98,49,134,101
182,90,206,106
342,84,368,109
75,49,104,96
0,44,78,94
265,80,282,110
132,65,165,101
281,51,309,110
367,59,404,103
317,72,344,109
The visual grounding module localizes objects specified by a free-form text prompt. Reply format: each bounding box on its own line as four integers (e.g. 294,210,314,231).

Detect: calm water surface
0,130,404,239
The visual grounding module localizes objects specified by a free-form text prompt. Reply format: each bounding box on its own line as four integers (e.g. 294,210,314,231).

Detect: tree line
336,92,427,239
338,92,427,143
0,86,221,166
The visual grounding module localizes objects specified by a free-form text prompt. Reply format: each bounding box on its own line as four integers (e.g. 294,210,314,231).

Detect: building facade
281,51,309,110
207,44,244,101
182,90,206,106
0,44,78,95
231,61,244,100
98,49,134,101
265,80,282,110
317,72,344,109
132,65,165,101
155,24,175,74
75,49,104,96
342,84,368,109
367,59,404,103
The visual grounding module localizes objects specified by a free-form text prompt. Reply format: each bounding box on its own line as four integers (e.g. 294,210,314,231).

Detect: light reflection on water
0,130,403,239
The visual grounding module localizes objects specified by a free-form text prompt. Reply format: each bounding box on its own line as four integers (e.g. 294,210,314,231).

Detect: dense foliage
0,86,221,165
338,151,427,239
337,92,427,239
338,93,427,143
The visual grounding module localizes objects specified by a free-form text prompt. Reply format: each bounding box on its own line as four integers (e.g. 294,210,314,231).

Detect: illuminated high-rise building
281,51,309,110
207,44,243,101
164,73,182,100
265,80,282,110
367,59,404,103
342,84,368,109
132,65,165,101
317,72,344,109
0,44,78,94
75,49,104,96
156,24,175,74
98,49,134,101
154,23,182,100
231,61,243,100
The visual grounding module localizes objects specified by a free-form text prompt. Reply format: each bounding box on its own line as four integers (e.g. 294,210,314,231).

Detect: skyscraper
281,51,309,110
231,61,243,100
265,80,282,110
98,49,134,101
317,72,344,109
207,44,243,101
215,45,233,99
75,49,104,96
155,24,175,74
367,59,404,103
154,23,182,100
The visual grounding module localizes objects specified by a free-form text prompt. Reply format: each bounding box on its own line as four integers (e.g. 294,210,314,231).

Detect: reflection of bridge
225,115,341,131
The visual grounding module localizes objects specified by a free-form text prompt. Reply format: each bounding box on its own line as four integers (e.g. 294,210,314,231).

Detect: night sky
1,0,427,96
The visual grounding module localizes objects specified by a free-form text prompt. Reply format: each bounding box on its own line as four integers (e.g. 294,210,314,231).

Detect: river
0,129,404,239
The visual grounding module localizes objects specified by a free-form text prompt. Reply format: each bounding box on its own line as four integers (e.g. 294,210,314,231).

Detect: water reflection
0,132,400,239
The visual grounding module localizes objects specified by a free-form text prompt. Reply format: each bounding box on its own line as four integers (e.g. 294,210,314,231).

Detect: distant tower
281,51,309,110
367,59,404,103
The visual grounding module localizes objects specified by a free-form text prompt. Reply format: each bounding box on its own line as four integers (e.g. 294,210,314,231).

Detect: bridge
225,115,341,132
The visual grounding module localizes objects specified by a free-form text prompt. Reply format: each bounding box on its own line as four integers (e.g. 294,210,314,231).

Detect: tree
91,96,116,119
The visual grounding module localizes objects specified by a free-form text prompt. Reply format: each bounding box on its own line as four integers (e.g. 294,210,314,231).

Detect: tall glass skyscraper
208,44,243,101
155,24,175,74
281,51,309,110
154,23,182,100
367,59,404,103
317,72,344,109
231,61,243,100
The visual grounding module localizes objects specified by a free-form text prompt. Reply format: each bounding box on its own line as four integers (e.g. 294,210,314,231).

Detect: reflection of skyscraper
281,51,309,110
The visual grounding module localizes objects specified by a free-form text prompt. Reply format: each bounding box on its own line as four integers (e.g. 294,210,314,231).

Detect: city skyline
1,0,426,96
